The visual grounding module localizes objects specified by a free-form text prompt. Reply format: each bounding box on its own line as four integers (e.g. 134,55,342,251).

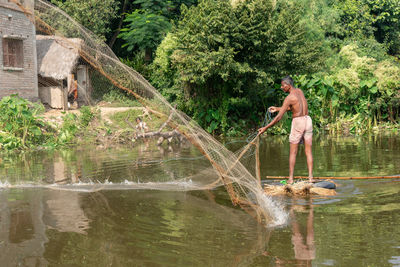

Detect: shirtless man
258,76,313,184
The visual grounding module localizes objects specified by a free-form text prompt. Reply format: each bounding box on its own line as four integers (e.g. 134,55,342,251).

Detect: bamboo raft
265,175,400,180
264,181,337,196
263,175,400,196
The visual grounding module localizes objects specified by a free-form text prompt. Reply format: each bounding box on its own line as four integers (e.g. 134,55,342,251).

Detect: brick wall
0,1,38,101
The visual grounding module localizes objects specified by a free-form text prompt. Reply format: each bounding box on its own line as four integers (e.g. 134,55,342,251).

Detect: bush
0,95,51,149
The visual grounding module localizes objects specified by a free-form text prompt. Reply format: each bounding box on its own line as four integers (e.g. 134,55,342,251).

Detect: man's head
281,76,294,92
136,117,142,123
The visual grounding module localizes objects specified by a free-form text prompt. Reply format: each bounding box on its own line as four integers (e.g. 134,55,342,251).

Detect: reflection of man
291,204,316,265
258,76,313,184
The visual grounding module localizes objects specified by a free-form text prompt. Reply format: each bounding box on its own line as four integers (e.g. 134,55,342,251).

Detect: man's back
288,88,308,118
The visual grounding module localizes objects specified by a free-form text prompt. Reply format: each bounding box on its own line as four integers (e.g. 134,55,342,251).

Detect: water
0,135,399,266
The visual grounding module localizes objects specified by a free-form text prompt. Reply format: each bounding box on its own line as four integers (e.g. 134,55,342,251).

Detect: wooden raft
264,181,337,196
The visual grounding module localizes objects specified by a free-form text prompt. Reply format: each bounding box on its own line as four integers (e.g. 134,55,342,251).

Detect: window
2,38,24,68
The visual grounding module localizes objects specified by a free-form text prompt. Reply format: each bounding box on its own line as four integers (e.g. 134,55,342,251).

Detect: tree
333,0,375,39
51,0,119,41
118,0,198,62
118,10,171,62
332,0,400,56
151,0,327,134
365,0,400,56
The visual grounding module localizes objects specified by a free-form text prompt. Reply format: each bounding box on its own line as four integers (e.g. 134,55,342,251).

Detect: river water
0,135,399,266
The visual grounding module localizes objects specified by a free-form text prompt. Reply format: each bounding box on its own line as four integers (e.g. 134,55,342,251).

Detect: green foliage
132,0,197,19
150,33,183,105
58,107,98,144
118,10,171,52
333,0,375,39
117,0,198,60
89,56,145,107
151,0,327,134
58,113,79,144
132,0,173,15
0,95,50,150
90,69,122,102
120,53,151,79
331,0,400,56
50,0,399,136
51,0,119,41
79,106,97,127
0,132,23,150
0,97,99,150
295,44,400,134
366,0,400,55
102,90,142,107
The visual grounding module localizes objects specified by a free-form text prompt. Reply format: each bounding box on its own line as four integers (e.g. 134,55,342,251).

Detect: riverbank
44,104,399,149
38,103,181,150
0,94,398,152
41,105,144,126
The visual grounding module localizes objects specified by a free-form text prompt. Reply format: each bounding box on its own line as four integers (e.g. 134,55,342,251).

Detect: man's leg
289,143,299,184
304,138,313,182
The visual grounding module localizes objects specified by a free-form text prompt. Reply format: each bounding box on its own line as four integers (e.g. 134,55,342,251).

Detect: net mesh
13,0,286,226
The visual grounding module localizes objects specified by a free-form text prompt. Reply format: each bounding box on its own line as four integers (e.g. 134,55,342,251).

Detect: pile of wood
264,181,337,196
127,108,185,145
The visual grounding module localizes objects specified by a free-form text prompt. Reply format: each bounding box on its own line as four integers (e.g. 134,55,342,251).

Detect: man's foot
288,179,294,184
308,178,315,183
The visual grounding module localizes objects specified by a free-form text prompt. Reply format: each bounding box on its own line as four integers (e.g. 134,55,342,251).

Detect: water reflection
257,134,400,177
0,139,214,188
261,200,316,267
0,190,47,266
43,191,90,234
0,188,277,266
289,202,315,266
0,135,399,266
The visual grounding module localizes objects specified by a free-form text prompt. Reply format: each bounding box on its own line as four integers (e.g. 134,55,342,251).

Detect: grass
100,90,142,107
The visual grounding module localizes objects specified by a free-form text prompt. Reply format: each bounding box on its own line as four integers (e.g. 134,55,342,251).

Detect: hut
36,35,92,109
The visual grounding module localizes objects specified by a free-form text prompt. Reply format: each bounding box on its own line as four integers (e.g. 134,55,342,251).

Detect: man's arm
269,106,291,113
258,97,292,134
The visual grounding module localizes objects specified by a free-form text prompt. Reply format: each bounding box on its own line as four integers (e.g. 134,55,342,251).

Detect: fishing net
12,0,286,226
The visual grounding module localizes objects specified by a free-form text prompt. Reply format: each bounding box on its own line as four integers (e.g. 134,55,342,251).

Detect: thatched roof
36,35,83,80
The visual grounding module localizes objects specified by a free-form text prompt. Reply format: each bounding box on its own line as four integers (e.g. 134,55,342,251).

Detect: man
258,76,313,184
135,117,149,137
67,79,78,108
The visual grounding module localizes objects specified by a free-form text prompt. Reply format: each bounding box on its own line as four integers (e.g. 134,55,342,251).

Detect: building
36,35,92,109
1,0,92,109
0,0,38,101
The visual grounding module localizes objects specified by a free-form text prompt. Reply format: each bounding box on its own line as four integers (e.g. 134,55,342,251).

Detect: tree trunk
108,0,129,49
144,48,152,63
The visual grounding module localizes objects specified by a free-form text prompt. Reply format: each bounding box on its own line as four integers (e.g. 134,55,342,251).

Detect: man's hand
258,126,267,135
268,106,278,113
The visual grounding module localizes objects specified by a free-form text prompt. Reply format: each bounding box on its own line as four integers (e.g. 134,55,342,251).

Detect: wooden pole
255,136,261,187
265,175,400,180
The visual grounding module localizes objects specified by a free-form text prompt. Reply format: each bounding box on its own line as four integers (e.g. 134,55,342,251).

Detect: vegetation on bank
5,0,396,145
0,95,101,151
50,0,399,136
0,95,177,151
0,94,397,152
149,0,400,136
